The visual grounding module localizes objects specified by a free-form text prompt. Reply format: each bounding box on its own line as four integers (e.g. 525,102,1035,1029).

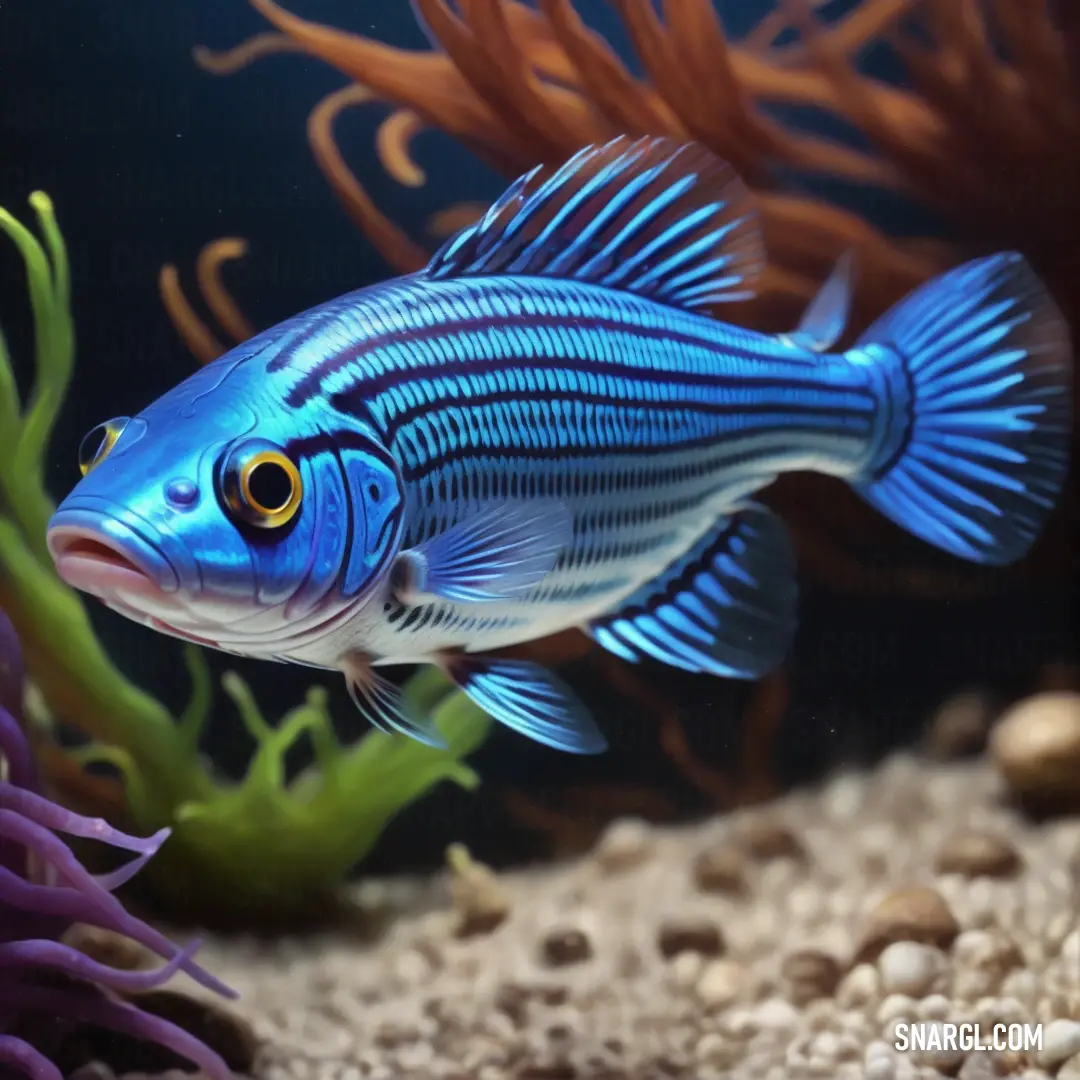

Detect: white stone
837,963,881,1008
878,941,946,997
592,816,653,872
671,950,704,988
1056,1052,1080,1079
1037,1019,1080,1069
755,996,799,1030
876,993,917,1026
696,959,745,1009
1061,930,1080,969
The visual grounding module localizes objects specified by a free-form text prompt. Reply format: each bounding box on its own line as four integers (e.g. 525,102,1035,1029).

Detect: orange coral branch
157,263,227,366
159,239,255,365
427,202,488,238
307,83,431,272
192,30,308,75
195,238,256,345
377,110,427,187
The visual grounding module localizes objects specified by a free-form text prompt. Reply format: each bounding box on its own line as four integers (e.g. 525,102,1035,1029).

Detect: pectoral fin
588,503,797,679
341,652,446,748
392,501,573,605
445,655,607,754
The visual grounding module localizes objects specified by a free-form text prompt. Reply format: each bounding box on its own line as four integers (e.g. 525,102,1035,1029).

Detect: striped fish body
276,271,877,667
46,136,1072,754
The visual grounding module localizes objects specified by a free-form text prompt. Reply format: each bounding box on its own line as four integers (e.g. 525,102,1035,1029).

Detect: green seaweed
0,192,493,927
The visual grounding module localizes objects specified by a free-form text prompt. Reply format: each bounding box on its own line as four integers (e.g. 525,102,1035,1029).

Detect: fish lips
46,499,188,601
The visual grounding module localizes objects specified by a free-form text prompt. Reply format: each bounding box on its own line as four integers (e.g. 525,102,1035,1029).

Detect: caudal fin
854,252,1072,566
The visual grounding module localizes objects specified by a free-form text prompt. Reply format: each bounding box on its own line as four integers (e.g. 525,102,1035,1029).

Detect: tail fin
854,252,1072,566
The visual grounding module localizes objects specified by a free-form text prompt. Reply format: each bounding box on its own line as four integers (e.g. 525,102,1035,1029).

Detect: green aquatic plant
0,193,493,928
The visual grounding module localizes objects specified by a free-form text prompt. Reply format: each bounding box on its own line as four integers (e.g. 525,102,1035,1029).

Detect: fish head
46,357,406,658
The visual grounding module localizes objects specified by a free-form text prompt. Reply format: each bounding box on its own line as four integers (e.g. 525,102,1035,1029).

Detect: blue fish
46,137,1072,753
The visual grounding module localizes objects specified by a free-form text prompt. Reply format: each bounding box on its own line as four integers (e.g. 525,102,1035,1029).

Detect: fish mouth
47,510,180,600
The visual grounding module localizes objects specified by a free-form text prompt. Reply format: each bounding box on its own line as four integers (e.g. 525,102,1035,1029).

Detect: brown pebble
856,886,960,962
691,842,749,896
657,917,725,959
515,1063,577,1080
122,990,258,1073
494,983,530,1027
934,831,1022,879
1036,661,1080,692
780,949,844,1004
989,691,1080,815
924,689,996,759
62,925,153,972
738,818,806,862
446,843,510,938
540,928,593,967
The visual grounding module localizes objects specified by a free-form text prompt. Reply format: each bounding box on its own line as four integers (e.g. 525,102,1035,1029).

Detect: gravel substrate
163,744,1080,1080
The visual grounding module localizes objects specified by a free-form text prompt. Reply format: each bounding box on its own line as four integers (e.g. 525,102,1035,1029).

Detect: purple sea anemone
0,607,236,1080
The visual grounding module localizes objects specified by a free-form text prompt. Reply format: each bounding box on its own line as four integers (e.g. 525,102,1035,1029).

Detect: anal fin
588,503,797,679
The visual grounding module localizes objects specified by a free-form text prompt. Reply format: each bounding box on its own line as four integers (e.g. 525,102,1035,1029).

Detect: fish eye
78,417,131,476
220,440,302,529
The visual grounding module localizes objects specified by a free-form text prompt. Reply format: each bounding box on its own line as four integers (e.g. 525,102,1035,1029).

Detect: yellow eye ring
78,417,130,477
223,443,303,529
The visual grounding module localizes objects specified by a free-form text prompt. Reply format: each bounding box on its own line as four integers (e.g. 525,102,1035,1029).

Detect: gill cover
338,440,406,596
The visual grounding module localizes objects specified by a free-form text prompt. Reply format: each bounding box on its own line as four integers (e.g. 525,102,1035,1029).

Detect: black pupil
248,460,293,513
368,483,380,501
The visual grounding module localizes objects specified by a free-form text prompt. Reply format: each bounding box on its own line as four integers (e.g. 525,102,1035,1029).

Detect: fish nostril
165,478,199,509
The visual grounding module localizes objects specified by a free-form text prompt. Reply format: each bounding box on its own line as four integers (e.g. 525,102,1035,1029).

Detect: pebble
539,928,593,967
935,831,1022,878
754,996,799,1030
836,963,882,1009
691,842,749,896
446,844,511,938
1058,1054,1080,1079
63,925,153,971
738,818,807,862
1036,1019,1080,1070
856,886,961,961
876,993,917,1025
1059,932,1080,980
781,949,845,1004
909,1019,967,1074
925,689,996,759
696,959,746,1009
990,691,1080,814
952,929,1024,983
657,916,725,959
877,941,946,997
591,817,653,874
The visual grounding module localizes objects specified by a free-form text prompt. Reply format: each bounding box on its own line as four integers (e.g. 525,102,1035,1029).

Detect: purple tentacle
0,1035,64,1080
0,610,25,729
0,810,234,999
0,784,170,858
0,938,202,994
0,608,240,1078
0,709,36,795
0,985,233,1080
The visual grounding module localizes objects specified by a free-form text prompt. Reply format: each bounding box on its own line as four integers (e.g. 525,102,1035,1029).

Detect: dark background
1,1,1074,874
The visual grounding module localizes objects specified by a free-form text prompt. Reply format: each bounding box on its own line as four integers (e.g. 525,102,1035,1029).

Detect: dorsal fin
423,136,765,311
